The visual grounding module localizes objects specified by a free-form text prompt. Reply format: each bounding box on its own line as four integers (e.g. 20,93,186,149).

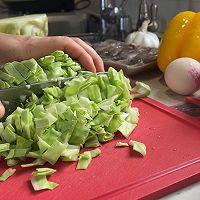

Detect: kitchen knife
0,72,106,121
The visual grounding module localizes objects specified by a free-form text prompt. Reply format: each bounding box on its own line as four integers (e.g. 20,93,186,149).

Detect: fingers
60,37,97,73
71,37,104,72
0,101,5,119
24,36,104,73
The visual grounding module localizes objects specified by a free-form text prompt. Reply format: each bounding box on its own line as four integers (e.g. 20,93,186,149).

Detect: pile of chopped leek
0,50,150,191
0,67,141,167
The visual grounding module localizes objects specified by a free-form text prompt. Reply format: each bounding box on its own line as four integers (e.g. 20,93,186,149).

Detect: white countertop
133,68,200,200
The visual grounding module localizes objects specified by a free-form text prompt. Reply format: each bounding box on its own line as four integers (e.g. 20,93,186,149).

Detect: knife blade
0,72,106,121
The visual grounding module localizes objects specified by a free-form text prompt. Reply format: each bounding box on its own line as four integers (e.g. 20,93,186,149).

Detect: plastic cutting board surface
0,97,200,200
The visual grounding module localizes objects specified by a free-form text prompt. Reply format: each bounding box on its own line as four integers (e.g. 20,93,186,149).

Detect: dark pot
2,0,75,13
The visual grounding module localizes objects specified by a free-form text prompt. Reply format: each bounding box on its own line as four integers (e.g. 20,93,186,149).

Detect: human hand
0,33,104,72
0,34,105,119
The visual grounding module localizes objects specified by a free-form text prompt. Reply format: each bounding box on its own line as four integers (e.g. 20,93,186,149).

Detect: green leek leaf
0,168,16,182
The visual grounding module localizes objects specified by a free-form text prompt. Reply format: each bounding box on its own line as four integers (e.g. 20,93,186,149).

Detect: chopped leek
32,168,56,176
129,140,146,156
115,142,129,147
31,168,58,191
0,143,10,152
131,81,151,98
76,148,101,170
61,145,80,161
0,50,87,89
31,176,59,191
0,168,16,182
0,51,149,171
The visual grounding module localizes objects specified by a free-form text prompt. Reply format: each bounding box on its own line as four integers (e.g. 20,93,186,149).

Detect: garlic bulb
125,20,160,48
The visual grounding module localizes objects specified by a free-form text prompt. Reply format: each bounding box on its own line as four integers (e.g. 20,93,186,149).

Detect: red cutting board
1,97,200,200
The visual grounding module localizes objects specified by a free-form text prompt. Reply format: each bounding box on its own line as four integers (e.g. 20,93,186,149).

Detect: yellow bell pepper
157,11,200,72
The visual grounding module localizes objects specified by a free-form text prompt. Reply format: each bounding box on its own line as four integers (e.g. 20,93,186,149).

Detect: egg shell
164,57,200,95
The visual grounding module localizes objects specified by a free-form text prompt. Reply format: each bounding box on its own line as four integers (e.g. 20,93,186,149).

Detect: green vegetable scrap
115,140,146,156
0,50,89,89
32,168,56,177
76,148,101,170
131,81,151,99
129,140,146,156
0,168,16,182
0,143,10,152
61,145,80,162
115,141,129,147
31,168,59,191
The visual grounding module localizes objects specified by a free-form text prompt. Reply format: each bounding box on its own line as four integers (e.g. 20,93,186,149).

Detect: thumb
0,101,5,119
